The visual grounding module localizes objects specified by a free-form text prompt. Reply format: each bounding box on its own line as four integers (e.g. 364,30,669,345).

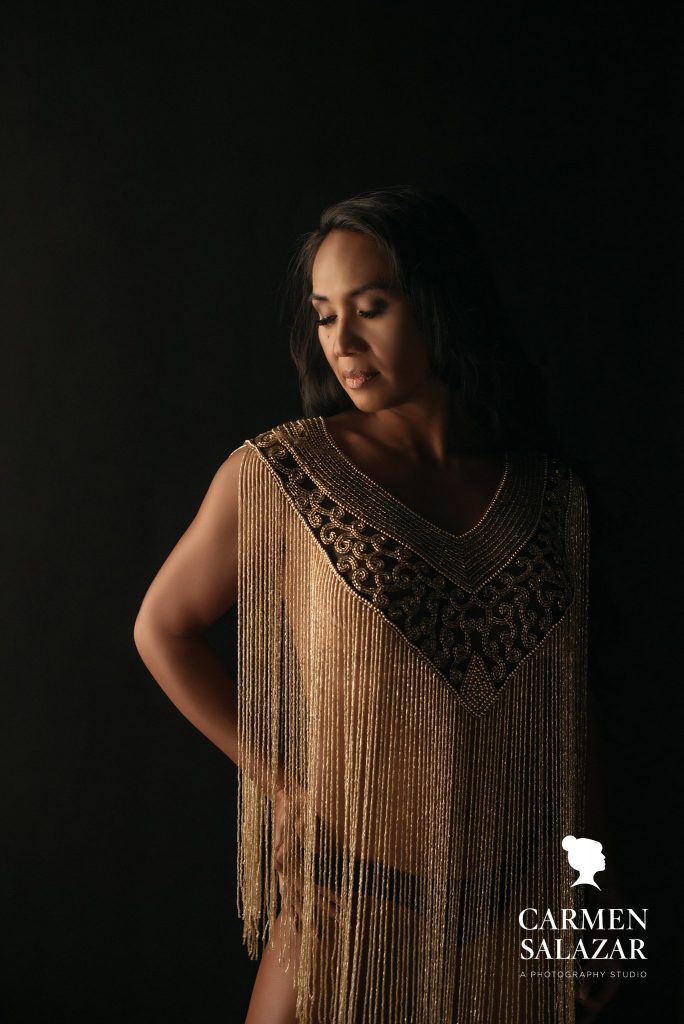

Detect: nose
331,313,367,357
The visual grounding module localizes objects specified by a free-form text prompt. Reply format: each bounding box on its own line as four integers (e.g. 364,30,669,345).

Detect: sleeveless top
234,415,589,1023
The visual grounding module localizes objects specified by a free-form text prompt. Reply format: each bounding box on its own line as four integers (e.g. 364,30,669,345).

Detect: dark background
2,3,682,1021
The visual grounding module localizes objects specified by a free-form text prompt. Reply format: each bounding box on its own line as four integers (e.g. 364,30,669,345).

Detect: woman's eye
316,302,387,327
358,301,388,319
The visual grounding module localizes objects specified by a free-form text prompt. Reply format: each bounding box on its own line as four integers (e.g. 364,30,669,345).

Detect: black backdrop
3,4,682,1021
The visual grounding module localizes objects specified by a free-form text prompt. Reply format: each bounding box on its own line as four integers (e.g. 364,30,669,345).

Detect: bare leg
245,911,301,1024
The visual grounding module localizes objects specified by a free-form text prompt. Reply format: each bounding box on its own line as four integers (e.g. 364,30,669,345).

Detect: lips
342,370,379,390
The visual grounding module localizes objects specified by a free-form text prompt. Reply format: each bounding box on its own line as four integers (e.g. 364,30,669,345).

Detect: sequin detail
248,420,574,712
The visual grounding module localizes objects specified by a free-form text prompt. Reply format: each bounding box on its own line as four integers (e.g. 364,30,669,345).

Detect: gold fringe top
235,415,589,1023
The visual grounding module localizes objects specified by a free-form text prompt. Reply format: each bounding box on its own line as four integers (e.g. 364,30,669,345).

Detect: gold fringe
236,432,589,1024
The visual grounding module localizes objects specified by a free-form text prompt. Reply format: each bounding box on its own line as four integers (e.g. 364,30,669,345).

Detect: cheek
318,331,334,362
388,322,430,374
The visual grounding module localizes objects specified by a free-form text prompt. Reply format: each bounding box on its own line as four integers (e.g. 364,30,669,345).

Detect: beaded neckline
317,415,510,542
247,415,553,595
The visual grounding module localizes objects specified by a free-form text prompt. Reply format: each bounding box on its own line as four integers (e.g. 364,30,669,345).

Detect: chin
344,382,401,411
349,393,379,408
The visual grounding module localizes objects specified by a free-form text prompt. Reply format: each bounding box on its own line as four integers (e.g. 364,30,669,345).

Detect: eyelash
316,307,385,327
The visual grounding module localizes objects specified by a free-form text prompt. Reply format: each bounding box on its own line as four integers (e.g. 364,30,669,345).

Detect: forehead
311,229,389,294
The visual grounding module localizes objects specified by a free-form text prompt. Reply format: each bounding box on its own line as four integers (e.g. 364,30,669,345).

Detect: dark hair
283,185,554,453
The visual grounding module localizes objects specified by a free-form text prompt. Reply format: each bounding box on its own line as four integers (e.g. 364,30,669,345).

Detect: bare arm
133,444,260,773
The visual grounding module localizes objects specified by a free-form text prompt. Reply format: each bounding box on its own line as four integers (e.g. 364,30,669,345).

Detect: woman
134,187,608,1023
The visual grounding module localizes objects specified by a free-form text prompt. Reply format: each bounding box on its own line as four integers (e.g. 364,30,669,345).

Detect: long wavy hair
282,185,557,454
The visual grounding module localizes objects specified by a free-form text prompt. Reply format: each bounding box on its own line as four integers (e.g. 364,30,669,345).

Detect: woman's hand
273,784,340,930
273,785,291,898
273,783,305,932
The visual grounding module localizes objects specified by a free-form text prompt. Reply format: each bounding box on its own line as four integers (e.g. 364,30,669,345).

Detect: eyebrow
310,279,391,302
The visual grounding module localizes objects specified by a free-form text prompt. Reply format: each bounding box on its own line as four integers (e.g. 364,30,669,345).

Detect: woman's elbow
133,604,156,656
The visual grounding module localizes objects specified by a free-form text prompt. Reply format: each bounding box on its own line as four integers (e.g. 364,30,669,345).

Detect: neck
356,386,490,465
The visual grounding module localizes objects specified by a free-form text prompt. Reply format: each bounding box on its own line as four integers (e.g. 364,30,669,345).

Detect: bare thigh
245,912,300,1024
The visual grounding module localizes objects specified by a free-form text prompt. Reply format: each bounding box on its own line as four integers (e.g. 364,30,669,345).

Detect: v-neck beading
274,416,548,592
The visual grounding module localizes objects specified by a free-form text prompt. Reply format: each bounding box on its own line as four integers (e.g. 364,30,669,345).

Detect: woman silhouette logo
561,835,606,889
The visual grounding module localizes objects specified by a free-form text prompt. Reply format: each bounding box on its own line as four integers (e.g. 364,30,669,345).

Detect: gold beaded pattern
249,418,574,711
235,415,590,1023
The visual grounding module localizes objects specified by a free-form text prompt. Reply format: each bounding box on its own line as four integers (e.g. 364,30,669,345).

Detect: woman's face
311,229,440,413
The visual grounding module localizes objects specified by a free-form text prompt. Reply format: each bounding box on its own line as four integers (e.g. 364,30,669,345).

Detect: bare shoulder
195,443,252,530
134,443,253,633
323,409,368,438
213,441,249,480
323,410,382,460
